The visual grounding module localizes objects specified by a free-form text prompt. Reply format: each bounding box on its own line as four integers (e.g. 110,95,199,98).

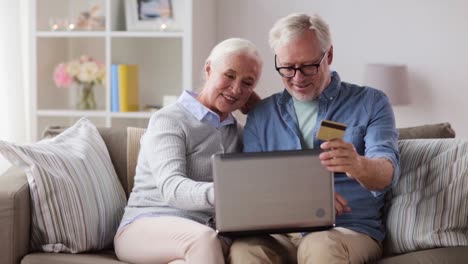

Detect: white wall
0,0,29,174
216,0,468,138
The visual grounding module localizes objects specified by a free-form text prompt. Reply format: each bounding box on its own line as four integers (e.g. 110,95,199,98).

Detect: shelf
36,31,184,38
110,31,184,38
31,0,216,141
36,31,107,38
111,112,154,118
37,110,108,117
37,110,154,119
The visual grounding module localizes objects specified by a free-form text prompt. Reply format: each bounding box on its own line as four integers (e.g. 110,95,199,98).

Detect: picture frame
125,0,179,31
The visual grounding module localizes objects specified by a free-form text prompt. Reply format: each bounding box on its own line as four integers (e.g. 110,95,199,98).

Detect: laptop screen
212,149,335,236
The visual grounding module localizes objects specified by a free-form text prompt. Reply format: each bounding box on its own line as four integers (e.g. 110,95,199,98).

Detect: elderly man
229,13,400,264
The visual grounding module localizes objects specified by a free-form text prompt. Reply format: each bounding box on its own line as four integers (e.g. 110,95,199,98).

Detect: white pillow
0,118,127,253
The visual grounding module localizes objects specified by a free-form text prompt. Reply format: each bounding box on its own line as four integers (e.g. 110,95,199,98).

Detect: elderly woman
114,38,262,264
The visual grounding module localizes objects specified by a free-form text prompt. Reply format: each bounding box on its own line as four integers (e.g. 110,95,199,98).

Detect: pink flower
79,55,92,63
53,63,73,88
53,55,105,88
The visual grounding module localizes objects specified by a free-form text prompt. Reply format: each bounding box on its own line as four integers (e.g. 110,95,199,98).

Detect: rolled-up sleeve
364,91,400,196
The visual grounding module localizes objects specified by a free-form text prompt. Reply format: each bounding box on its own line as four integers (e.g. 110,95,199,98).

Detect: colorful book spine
118,64,139,112
110,64,119,112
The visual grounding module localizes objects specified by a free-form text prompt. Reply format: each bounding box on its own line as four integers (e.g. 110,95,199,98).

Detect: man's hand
319,138,394,191
240,92,261,114
319,138,364,179
335,192,351,216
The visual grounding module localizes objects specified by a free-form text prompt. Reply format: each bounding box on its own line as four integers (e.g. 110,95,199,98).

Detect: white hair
269,13,332,52
206,38,263,69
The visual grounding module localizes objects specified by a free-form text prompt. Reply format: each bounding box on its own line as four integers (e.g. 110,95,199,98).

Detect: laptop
212,149,335,236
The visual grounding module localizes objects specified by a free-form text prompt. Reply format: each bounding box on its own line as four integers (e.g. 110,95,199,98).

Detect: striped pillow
0,118,127,253
385,139,468,254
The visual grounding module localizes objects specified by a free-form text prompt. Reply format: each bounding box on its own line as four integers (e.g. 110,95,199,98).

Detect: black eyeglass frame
274,51,328,78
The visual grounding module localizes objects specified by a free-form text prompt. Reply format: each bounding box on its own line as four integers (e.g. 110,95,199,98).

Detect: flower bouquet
53,55,105,110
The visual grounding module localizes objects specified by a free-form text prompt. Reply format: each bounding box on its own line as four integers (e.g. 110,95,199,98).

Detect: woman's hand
240,92,261,114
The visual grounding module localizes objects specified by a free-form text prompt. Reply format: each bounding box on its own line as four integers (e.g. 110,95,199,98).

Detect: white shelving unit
30,0,216,140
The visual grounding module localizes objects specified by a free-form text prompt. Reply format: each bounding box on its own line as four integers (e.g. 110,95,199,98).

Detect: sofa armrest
0,166,30,264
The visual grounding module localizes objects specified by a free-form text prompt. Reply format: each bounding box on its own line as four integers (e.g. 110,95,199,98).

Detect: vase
76,82,96,110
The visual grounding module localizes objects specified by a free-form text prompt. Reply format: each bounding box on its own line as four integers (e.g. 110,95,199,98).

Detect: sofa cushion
397,122,455,140
21,251,125,264
384,139,468,254
0,118,127,253
98,127,129,197
378,246,468,264
126,127,146,194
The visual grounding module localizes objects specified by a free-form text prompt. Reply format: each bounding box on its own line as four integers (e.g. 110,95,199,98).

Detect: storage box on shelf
31,0,215,140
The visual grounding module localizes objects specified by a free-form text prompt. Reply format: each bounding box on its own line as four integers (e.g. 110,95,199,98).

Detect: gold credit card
316,120,347,141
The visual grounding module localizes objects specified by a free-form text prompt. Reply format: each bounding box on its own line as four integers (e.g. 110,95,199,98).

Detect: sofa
1,122,467,264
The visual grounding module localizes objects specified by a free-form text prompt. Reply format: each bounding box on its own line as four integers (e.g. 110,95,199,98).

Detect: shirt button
330,97,334,100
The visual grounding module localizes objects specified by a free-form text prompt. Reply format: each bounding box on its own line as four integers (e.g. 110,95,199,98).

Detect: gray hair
269,13,332,52
206,38,263,69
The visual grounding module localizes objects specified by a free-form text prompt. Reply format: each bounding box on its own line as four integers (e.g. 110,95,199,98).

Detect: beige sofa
1,123,467,264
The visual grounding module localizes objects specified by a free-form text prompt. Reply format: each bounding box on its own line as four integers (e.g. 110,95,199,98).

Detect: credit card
316,120,347,141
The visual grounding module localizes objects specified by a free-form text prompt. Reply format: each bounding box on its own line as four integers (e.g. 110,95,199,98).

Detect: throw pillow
0,118,127,253
384,139,468,254
398,122,455,140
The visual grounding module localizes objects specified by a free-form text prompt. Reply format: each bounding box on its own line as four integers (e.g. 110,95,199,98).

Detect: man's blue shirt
243,71,400,242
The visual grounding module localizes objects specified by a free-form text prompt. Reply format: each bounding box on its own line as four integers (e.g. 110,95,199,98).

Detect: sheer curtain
0,0,29,173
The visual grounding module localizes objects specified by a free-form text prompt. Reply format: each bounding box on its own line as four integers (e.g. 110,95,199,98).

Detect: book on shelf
111,64,140,112
111,64,119,112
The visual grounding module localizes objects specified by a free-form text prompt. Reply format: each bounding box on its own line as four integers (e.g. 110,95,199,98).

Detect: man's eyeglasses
275,51,327,78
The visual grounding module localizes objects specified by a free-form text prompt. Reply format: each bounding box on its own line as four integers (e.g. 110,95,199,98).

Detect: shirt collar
278,71,341,104
178,90,236,128
320,71,341,101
